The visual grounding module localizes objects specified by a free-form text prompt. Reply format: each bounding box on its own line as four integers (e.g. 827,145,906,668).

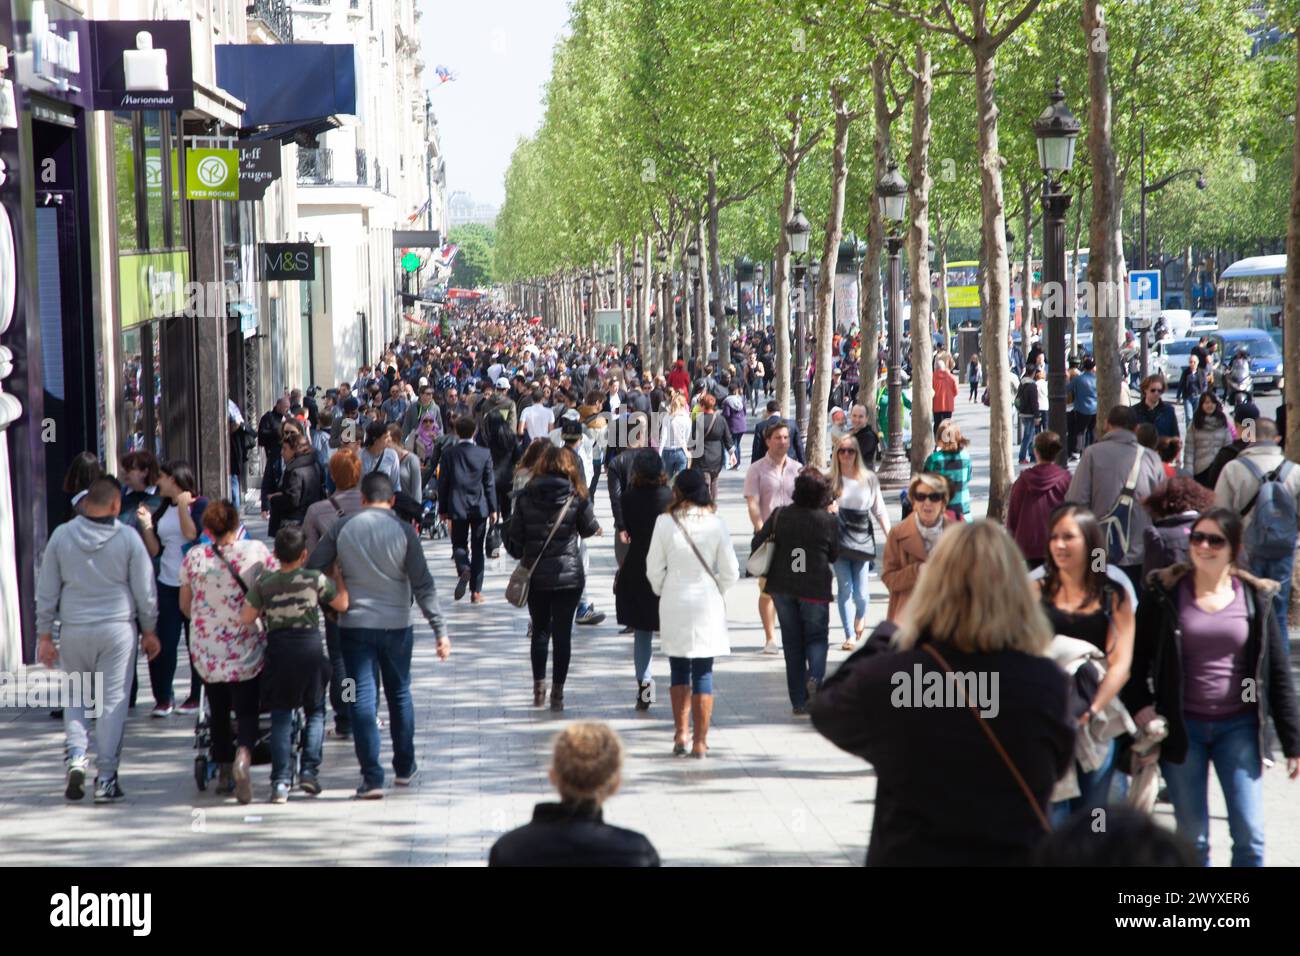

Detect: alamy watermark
0,668,105,717
890,662,1000,718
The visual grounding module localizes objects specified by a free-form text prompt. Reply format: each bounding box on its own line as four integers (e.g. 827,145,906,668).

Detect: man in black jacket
257,395,289,457
438,416,499,604
751,399,805,464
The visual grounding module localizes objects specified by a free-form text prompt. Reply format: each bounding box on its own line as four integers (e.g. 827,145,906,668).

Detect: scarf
916,515,945,555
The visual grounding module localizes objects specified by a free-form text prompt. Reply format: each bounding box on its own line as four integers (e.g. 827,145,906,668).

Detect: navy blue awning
215,44,356,138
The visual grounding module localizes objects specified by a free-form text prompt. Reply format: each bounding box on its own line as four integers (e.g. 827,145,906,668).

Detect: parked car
1156,337,1196,384
1188,315,1218,335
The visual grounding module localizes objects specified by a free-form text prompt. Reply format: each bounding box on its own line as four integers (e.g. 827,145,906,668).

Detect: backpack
1097,449,1146,564
1239,458,1298,561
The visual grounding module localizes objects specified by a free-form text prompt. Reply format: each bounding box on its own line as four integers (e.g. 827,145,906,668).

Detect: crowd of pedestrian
30,304,1300,869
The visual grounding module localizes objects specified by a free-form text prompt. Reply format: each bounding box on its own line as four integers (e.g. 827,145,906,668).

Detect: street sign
1129,270,1161,319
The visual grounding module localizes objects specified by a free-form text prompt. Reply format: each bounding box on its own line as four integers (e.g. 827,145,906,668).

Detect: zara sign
260,243,315,281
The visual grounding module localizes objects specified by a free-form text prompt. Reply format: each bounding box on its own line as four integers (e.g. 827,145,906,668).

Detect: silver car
1157,337,1196,384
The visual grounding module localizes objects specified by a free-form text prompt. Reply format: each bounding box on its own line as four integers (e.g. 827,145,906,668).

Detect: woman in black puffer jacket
507,443,601,712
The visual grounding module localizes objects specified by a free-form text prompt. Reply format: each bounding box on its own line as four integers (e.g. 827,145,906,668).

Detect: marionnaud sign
89,20,194,110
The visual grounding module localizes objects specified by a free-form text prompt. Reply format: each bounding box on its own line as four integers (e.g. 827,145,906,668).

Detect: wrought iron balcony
246,0,293,42
297,147,333,184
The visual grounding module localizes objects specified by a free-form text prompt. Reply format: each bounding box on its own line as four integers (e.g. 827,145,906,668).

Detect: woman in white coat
645,468,740,758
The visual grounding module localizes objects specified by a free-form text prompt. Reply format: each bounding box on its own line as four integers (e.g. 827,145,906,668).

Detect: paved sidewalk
2,396,1298,865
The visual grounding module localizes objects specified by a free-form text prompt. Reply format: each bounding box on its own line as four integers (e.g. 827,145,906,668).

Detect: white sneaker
761,642,781,655
149,703,174,718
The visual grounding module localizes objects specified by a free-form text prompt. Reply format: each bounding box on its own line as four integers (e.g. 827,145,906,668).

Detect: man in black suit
438,416,499,604
751,399,804,464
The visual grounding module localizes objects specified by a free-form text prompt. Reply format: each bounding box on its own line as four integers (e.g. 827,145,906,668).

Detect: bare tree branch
867,0,965,42
990,0,1043,48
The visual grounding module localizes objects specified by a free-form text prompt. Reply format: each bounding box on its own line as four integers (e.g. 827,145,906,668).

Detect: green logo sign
401,252,421,273
185,148,238,200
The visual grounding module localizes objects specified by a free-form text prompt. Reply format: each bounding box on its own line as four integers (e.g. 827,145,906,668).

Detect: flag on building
435,65,456,84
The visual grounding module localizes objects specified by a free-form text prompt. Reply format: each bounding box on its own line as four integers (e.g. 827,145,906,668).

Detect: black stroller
193,684,303,792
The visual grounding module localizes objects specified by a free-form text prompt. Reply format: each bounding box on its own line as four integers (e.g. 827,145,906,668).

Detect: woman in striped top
922,421,974,518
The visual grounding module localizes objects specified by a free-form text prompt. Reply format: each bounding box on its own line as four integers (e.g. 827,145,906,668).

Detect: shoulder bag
671,513,723,595
505,495,574,608
746,507,781,577
920,642,1051,834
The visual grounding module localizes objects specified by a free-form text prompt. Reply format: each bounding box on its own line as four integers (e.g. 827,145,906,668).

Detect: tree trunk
1286,30,1300,460
664,235,677,365
808,88,854,471
615,241,626,345
1183,244,1193,312
908,44,935,474
707,165,724,361
860,53,891,422
680,233,693,358
1071,194,1085,355
698,217,712,365
773,119,801,417
972,38,1015,521
936,207,950,348
1085,0,1123,416
640,234,652,370
1021,179,1034,340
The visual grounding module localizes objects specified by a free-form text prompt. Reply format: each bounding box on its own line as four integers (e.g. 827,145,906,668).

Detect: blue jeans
669,656,714,694
1246,552,1294,649
662,447,687,482
1161,712,1264,866
230,474,241,510
634,629,653,683
339,626,415,787
1018,414,1038,461
149,583,199,707
772,594,830,707
1049,738,1117,828
1183,397,1198,430
271,698,325,786
832,558,870,641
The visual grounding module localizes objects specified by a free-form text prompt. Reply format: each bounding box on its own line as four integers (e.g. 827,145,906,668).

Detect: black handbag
486,518,503,554
836,506,876,562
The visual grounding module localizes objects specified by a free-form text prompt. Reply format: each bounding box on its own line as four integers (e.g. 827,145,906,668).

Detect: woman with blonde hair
829,435,890,650
881,473,955,622
810,520,1075,865
658,389,692,482
489,722,659,866
922,420,973,518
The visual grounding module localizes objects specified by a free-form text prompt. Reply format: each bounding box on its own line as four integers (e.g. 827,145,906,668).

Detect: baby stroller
420,477,447,540
193,683,302,792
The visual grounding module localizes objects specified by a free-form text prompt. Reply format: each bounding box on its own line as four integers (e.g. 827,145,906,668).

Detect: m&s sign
260,243,315,281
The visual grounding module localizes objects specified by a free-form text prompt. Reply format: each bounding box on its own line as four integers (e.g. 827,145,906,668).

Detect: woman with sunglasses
1035,505,1135,825
829,436,890,650
881,473,953,623
1134,374,1179,441
1127,508,1300,866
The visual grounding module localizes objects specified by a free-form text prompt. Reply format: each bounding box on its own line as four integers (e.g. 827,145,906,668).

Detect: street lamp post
1034,78,1082,467
876,159,910,489
785,207,811,431
687,240,701,360
656,245,669,364
1138,125,1207,378
755,262,765,329
796,256,820,442
632,254,645,361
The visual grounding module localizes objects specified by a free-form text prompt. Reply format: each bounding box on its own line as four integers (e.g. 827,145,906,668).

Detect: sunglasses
1189,531,1228,549
837,448,857,456
912,492,945,504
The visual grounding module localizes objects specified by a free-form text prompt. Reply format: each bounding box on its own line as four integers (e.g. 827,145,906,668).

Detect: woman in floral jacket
179,499,276,804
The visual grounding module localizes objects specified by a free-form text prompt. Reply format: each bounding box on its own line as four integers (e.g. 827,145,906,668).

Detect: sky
418,0,572,209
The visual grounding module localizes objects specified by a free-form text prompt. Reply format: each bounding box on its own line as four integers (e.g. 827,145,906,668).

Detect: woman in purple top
1128,508,1300,866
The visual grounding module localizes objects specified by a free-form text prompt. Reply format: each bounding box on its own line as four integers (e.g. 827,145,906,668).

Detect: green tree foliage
450,224,496,288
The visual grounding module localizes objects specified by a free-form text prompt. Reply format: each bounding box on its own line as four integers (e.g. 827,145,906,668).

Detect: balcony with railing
246,0,293,42
297,147,333,184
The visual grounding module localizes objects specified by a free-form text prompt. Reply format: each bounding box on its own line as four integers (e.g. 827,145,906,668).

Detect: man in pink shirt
744,422,799,655
932,354,958,438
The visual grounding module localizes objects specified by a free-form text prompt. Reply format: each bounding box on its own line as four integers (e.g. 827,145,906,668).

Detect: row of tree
496,0,1295,517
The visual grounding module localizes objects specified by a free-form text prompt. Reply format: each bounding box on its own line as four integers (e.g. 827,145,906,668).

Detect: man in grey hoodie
307,471,449,797
36,478,160,803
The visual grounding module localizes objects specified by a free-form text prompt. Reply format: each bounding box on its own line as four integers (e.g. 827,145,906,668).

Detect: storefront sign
185,148,239,201
260,243,315,281
88,20,194,110
14,1,92,108
236,141,281,200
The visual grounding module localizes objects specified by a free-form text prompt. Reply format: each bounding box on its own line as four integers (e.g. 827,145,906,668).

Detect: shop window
142,111,166,249
113,114,140,252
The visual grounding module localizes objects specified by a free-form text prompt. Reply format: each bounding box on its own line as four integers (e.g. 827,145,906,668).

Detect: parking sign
1129,270,1161,321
